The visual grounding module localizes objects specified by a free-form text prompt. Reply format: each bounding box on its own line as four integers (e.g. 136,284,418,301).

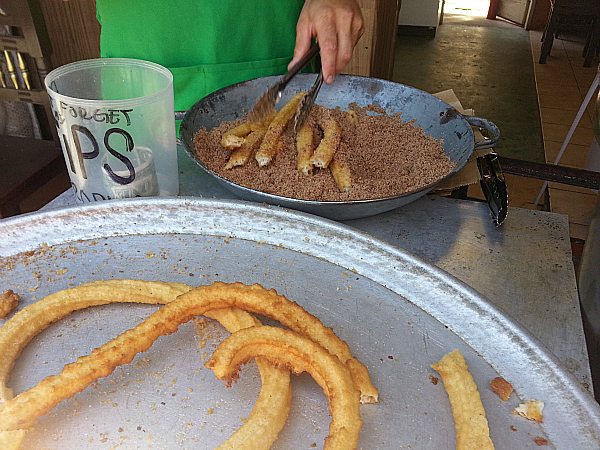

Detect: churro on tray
0,280,376,450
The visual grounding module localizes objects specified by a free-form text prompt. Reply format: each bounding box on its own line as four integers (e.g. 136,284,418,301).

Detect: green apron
96,0,304,112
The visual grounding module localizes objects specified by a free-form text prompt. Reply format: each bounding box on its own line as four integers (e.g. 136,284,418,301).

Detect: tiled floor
529,31,599,241
450,1,600,242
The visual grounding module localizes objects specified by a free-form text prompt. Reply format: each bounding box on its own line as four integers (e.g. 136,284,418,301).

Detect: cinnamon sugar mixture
193,104,455,201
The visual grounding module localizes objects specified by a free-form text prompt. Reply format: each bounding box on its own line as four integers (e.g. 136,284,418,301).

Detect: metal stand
534,63,600,205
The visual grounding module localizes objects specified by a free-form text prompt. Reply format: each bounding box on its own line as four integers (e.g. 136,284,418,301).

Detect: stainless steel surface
180,74,500,220
347,195,593,393
1,198,599,449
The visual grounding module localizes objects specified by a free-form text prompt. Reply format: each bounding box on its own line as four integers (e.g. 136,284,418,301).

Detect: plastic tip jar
45,58,179,203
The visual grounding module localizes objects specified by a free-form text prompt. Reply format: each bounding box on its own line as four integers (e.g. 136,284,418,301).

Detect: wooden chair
0,0,69,218
0,0,57,139
539,0,600,67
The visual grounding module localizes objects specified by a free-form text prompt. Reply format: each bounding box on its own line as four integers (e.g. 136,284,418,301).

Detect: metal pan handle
174,111,189,145
464,116,500,150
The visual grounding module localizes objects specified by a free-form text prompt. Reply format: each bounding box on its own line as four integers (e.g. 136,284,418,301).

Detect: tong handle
281,43,320,88
293,71,324,133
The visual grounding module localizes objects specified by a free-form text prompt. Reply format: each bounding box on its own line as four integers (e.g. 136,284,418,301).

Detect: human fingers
293,0,364,83
288,11,314,72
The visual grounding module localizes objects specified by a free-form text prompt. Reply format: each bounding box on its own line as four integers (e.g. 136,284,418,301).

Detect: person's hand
290,0,364,84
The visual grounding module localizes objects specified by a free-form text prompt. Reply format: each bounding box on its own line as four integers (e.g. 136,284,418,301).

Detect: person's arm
290,0,364,84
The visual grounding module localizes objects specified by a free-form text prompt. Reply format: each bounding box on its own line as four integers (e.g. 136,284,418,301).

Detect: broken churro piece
0,290,19,319
225,128,267,169
220,110,276,151
220,123,253,149
432,349,495,450
221,134,246,150
255,92,306,167
490,376,513,401
296,123,315,174
310,117,342,169
513,400,544,423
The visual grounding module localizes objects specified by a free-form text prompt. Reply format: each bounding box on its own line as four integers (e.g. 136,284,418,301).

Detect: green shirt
96,0,304,111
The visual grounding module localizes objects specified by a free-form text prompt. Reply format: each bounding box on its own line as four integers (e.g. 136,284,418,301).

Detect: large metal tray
1,198,599,449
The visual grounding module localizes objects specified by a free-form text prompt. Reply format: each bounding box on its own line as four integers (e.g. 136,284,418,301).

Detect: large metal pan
180,74,500,220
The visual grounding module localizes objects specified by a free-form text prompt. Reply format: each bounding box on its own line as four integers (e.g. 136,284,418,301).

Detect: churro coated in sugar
195,103,454,201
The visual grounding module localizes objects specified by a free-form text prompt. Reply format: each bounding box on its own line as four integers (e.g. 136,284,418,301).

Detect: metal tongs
477,152,508,227
247,43,323,132
293,70,323,133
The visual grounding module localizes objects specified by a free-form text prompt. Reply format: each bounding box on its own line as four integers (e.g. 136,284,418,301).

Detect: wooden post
346,0,402,79
487,0,499,19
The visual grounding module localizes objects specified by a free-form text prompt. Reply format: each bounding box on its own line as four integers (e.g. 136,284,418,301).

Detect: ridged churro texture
0,281,376,449
432,349,495,450
207,326,362,450
0,281,292,450
255,92,306,167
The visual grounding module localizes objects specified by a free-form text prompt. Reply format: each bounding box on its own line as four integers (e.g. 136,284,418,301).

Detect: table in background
41,146,592,391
